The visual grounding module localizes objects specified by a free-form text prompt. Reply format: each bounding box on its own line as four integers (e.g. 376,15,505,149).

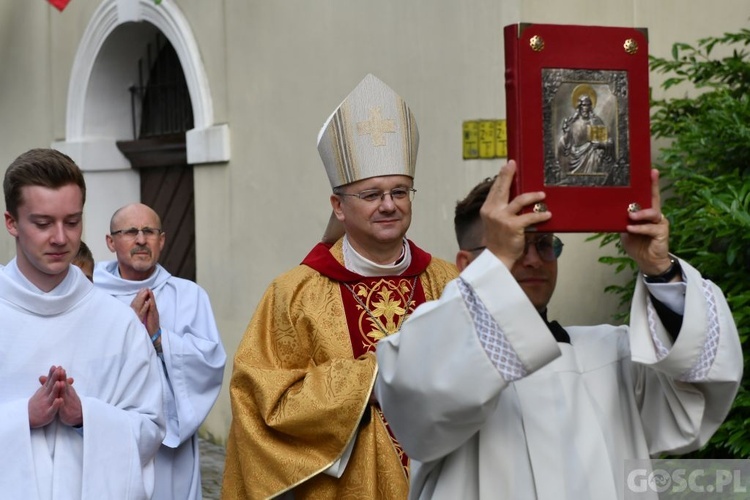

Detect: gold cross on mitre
357,107,396,146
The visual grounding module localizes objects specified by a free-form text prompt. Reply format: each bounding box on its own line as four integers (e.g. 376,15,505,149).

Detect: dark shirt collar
540,308,571,344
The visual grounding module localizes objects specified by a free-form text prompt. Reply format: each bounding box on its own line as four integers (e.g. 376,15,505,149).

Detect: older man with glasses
375,160,742,500
222,74,457,500
94,202,226,500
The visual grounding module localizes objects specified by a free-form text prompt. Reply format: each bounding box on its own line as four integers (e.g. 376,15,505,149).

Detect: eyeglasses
466,235,564,262
110,227,163,240
336,187,417,203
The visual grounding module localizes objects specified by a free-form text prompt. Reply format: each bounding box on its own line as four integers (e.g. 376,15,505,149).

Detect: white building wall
0,0,747,442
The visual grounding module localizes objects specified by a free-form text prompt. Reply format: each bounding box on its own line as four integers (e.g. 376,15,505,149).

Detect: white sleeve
376,250,560,462
645,279,686,313
629,258,742,455
158,282,227,448
456,278,527,381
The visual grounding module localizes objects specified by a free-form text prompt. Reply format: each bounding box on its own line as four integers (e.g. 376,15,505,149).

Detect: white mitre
317,74,419,188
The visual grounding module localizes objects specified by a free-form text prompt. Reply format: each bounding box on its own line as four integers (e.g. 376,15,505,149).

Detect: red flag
47,0,71,12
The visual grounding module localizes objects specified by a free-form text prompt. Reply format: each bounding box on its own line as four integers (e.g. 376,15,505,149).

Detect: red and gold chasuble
302,240,433,472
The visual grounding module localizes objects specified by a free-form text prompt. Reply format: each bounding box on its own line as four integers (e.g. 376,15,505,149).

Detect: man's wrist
643,258,682,284
150,328,162,343
151,327,163,353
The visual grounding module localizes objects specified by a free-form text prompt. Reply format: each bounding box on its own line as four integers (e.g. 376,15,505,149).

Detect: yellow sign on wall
478,121,496,158
494,120,507,158
462,119,506,159
462,121,479,159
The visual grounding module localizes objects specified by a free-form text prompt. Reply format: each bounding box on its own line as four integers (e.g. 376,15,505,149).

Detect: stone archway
52,0,229,258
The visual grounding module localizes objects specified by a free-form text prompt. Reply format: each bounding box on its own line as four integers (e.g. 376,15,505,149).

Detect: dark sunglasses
465,235,564,262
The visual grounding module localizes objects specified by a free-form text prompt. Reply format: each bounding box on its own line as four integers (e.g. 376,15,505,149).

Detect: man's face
4,184,83,292
578,96,592,119
509,234,558,311
458,233,558,312
106,204,164,281
331,175,413,261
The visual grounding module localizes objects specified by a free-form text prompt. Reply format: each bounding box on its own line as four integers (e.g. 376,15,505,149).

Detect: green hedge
594,28,750,458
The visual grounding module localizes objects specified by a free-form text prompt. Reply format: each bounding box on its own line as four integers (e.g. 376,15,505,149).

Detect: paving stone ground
200,437,226,500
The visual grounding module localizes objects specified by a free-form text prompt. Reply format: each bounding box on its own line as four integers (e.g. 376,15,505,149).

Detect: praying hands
29,365,83,429
131,288,160,338
131,288,162,352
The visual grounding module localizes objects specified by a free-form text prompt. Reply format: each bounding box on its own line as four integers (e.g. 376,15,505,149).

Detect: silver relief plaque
542,68,630,187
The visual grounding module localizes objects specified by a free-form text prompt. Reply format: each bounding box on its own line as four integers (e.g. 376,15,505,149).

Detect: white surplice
376,251,742,500
0,260,165,500
94,261,226,500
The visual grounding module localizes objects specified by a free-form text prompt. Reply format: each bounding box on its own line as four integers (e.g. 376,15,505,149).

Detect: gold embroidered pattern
346,277,417,345
374,406,410,479
357,107,396,146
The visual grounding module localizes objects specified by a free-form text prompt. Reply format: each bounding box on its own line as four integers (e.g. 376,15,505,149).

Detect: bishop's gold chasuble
222,239,457,500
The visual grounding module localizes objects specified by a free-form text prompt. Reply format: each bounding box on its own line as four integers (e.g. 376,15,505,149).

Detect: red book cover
504,23,651,232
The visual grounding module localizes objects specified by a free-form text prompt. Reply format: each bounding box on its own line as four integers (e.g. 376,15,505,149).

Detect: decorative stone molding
58,0,229,168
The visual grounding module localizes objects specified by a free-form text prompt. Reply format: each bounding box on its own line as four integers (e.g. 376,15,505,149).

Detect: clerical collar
342,235,411,277
540,308,571,344
3,258,76,296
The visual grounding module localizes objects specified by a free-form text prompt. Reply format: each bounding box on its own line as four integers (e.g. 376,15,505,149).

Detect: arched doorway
116,37,196,281
53,0,229,275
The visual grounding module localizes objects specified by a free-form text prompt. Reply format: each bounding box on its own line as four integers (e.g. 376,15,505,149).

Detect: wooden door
116,36,197,281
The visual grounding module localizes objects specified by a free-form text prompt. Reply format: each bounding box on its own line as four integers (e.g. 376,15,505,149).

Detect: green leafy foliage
593,28,750,458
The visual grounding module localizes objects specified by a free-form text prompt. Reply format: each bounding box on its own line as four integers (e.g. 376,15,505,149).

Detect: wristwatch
643,258,682,284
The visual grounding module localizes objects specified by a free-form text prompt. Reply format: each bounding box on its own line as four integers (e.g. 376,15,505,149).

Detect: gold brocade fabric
222,241,457,500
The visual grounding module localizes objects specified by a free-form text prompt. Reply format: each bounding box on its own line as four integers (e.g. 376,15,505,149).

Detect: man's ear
330,194,345,222
455,250,474,272
105,234,116,253
4,211,17,238
321,210,345,244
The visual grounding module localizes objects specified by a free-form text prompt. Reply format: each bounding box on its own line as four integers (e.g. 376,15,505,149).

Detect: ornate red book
504,23,652,232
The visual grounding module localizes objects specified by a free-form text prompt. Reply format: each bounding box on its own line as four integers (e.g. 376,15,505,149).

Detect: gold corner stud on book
529,35,544,52
628,202,641,212
624,39,638,55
